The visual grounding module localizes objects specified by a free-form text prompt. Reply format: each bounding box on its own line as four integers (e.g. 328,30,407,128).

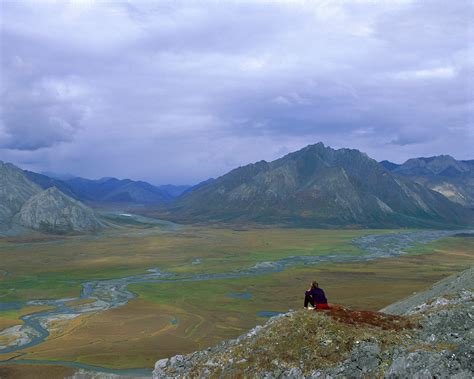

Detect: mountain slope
156,184,191,198
153,267,473,378
0,161,102,234
383,156,474,207
23,170,79,199
170,143,473,227
0,162,42,230
65,177,173,204
22,170,186,206
14,187,102,233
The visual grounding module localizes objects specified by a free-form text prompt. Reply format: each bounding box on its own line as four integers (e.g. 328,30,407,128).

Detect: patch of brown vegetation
0,364,74,379
321,305,418,330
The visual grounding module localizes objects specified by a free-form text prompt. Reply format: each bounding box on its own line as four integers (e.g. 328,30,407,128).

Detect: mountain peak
172,144,473,228
15,187,102,233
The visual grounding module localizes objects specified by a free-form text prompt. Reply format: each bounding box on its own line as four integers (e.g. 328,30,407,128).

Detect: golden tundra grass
1,228,472,370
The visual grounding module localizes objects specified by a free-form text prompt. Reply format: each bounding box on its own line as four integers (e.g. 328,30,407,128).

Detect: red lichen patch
318,305,417,331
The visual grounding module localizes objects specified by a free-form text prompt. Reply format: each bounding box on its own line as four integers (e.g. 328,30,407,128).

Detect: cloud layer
1,0,472,184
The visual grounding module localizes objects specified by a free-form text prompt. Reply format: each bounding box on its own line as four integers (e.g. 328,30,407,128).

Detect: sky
0,0,473,185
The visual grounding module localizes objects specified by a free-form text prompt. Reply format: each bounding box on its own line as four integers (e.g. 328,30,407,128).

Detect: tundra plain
0,218,472,374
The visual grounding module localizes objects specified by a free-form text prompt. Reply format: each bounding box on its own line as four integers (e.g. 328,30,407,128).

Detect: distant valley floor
0,220,472,378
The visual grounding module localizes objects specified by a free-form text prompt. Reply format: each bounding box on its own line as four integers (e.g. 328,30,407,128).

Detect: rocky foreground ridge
153,267,473,378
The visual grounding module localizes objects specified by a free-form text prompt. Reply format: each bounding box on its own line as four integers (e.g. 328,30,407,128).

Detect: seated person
304,281,329,309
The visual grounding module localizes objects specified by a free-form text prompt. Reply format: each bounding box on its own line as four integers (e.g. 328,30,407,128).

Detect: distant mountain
169,143,473,228
14,187,103,233
379,160,400,171
0,161,101,234
24,170,79,199
23,170,191,206
65,177,174,204
40,171,77,181
382,156,474,207
156,184,191,198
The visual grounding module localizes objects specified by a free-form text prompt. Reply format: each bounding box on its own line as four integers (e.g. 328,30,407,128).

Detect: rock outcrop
0,160,103,234
0,161,42,230
153,267,473,378
14,187,103,233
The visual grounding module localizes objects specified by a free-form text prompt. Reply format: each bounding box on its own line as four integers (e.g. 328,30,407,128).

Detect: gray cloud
0,0,472,184
1,69,88,150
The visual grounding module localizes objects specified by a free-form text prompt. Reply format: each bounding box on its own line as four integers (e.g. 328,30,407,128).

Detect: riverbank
0,228,473,376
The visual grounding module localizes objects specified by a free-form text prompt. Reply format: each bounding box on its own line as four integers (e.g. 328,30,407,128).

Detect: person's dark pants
304,295,314,308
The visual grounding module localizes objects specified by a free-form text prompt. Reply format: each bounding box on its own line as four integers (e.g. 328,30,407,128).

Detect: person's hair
311,281,319,289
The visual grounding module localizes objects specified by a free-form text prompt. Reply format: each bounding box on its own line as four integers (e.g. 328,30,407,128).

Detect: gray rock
14,187,103,233
385,350,465,378
0,161,41,230
381,267,474,315
154,358,169,369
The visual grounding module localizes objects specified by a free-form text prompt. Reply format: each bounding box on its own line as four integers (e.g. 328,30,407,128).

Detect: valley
2,1,473,376
0,215,472,376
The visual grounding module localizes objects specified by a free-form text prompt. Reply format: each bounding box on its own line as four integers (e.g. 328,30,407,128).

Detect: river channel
0,229,468,376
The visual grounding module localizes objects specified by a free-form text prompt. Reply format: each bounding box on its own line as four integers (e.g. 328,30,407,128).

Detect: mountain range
24,173,191,206
168,143,473,228
1,143,473,233
0,162,102,234
380,156,474,208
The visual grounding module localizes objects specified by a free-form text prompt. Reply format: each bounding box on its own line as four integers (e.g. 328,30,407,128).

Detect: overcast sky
1,0,473,185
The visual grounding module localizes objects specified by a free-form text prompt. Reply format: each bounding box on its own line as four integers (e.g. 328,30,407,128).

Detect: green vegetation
0,227,381,302
0,224,472,370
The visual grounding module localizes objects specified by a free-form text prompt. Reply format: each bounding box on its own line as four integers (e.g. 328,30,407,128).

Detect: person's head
311,281,319,289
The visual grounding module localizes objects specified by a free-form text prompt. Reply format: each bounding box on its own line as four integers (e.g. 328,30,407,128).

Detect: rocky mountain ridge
25,173,191,206
381,155,474,208
153,267,473,378
14,187,103,233
169,143,473,228
0,161,102,234
0,161,42,230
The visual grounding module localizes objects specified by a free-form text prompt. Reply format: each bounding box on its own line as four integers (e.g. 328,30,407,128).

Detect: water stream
0,229,468,376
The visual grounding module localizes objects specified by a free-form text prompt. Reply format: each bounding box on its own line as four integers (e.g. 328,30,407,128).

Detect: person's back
304,281,329,309
306,287,327,304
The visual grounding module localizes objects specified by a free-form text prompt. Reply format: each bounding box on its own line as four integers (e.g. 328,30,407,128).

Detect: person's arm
305,288,312,296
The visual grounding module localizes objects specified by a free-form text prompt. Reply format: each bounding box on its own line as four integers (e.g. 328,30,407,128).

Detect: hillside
381,156,474,208
0,162,42,230
154,267,473,378
25,171,190,206
14,187,103,233
0,161,102,234
65,177,173,204
168,143,473,228
23,170,79,199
